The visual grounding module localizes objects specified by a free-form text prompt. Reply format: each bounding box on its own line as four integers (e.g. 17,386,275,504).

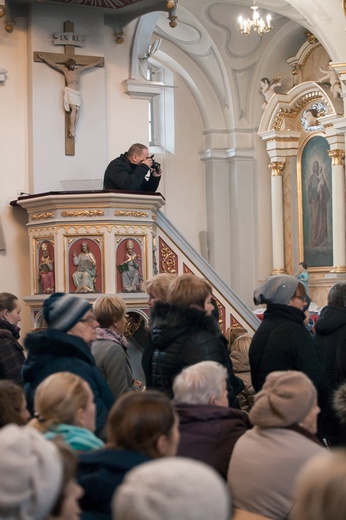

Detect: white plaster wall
0,18,31,336
159,73,206,254
29,3,107,192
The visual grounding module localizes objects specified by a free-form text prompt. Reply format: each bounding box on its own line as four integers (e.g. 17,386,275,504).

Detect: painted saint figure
37,53,103,138
308,160,331,247
72,242,97,293
121,239,141,292
38,242,55,293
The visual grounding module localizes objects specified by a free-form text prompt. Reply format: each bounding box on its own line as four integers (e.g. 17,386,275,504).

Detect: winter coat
22,328,114,437
249,304,328,408
77,447,151,520
175,402,251,479
0,319,25,385
91,328,138,400
228,426,324,520
103,152,161,192
147,301,243,407
314,305,346,445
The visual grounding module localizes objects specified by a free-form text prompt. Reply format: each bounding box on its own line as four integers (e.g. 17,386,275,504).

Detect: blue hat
43,292,91,332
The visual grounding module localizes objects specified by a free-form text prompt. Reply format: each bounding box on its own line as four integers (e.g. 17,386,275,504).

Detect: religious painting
66,236,103,293
116,236,146,293
35,239,55,294
298,135,333,268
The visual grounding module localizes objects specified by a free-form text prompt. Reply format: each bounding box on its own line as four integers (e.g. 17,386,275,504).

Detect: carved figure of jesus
37,53,103,137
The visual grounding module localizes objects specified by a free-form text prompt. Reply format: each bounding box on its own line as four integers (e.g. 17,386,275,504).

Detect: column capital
328,149,345,166
269,161,285,176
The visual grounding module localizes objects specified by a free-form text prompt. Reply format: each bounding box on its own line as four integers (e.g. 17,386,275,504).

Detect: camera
150,155,161,174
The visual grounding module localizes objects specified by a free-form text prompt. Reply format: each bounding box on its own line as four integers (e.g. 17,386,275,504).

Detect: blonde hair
295,450,346,520
93,295,127,328
143,274,177,302
31,372,90,433
167,274,212,309
225,326,248,350
231,334,251,357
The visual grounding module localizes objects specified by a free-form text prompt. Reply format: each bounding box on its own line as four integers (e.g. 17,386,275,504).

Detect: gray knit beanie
254,275,301,305
0,424,63,520
43,292,91,332
113,457,231,520
249,371,317,428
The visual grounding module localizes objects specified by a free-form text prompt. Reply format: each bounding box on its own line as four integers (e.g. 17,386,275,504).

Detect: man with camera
103,143,162,192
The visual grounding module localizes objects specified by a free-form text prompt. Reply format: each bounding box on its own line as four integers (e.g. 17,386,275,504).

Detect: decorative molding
269,162,285,176
32,212,54,220
61,210,104,217
328,149,344,166
114,210,149,218
159,237,177,274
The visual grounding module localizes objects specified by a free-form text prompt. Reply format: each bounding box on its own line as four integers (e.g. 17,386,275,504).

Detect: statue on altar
72,241,97,292
38,242,55,293
118,239,142,292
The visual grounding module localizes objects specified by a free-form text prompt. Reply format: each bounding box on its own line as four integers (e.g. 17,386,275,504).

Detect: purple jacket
174,402,251,479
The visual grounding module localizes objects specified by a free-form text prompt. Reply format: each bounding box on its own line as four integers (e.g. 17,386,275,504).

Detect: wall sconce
0,68,7,83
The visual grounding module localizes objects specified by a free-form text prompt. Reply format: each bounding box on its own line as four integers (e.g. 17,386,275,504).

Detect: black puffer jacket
249,304,328,406
314,306,346,445
146,302,242,407
314,306,346,386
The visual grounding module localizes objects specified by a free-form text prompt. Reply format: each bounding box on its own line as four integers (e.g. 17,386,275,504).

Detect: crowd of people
0,270,346,520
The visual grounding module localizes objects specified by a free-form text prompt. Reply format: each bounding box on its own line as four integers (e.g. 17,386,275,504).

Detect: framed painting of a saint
298,135,333,268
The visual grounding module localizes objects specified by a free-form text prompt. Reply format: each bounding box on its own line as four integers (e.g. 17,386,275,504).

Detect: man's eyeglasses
293,294,306,301
79,314,97,324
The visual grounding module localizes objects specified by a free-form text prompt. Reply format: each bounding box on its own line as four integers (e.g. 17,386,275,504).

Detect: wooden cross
34,21,104,156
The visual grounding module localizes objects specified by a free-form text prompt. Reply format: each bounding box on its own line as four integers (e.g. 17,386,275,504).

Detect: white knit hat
0,424,63,520
113,457,231,520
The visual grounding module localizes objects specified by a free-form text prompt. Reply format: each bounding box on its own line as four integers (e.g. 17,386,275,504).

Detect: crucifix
34,21,104,156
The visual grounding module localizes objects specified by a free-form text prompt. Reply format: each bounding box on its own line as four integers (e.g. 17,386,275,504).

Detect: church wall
29,3,107,192
0,16,31,336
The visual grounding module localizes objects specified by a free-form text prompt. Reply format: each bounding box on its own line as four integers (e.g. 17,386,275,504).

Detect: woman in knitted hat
0,423,67,520
29,372,104,453
113,457,231,520
227,370,325,520
22,292,114,438
249,275,328,416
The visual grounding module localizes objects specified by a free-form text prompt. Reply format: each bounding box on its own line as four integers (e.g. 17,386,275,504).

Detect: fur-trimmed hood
333,382,346,422
149,301,222,350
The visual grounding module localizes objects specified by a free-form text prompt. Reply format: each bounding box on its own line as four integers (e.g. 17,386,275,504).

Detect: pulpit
14,190,165,329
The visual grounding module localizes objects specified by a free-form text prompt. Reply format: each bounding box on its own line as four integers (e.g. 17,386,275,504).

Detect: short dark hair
0,292,18,313
107,391,176,458
127,143,148,157
299,262,308,270
328,283,346,307
0,381,27,428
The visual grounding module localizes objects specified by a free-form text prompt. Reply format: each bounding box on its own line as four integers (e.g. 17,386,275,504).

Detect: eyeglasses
293,294,306,302
79,314,97,324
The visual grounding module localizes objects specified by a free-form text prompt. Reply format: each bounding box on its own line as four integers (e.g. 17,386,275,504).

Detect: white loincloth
63,87,81,112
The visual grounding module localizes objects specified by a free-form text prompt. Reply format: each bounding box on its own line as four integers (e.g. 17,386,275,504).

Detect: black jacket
103,152,161,192
146,301,242,407
249,304,328,405
22,328,114,437
78,448,151,520
314,306,346,445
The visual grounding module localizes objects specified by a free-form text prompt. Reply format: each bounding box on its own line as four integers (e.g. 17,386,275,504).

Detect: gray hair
173,361,227,405
328,283,346,307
